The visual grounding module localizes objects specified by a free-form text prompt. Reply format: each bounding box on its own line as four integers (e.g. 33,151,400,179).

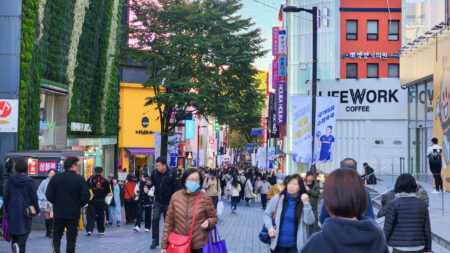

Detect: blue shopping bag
203,228,227,253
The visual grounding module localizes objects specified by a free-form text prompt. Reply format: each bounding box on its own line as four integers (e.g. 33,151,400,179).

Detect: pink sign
272,59,278,89
39,162,57,173
272,27,279,56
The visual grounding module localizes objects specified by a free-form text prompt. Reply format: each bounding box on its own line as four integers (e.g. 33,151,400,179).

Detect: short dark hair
394,173,417,193
306,171,315,178
15,159,28,173
64,156,79,171
48,169,56,174
323,169,368,218
180,168,204,189
432,137,438,144
156,156,166,165
281,174,307,195
340,158,357,170
327,126,332,130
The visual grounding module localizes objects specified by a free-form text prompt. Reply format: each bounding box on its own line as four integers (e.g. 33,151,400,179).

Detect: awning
126,148,155,156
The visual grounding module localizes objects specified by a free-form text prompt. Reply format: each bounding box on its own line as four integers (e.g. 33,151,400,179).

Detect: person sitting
362,163,377,184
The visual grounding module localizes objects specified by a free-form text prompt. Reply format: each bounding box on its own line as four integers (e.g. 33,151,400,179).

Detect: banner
276,82,287,125
272,27,279,56
278,56,287,83
167,134,179,167
291,96,313,163
257,147,275,170
0,99,19,132
314,96,338,163
278,30,287,55
272,59,278,89
154,132,161,168
268,93,279,138
185,119,194,139
199,150,205,167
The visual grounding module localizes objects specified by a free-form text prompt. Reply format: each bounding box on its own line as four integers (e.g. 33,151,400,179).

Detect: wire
251,0,312,22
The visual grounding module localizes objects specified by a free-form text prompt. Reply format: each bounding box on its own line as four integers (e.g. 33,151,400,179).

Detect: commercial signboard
39,161,57,173
291,96,313,163
276,82,287,125
272,27,279,56
278,30,287,55
0,99,18,132
314,97,338,163
185,119,194,139
272,59,278,89
28,159,38,176
269,93,279,138
278,56,287,83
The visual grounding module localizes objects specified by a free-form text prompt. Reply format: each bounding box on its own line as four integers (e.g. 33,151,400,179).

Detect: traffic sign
215,123,220,131
251,128,263,135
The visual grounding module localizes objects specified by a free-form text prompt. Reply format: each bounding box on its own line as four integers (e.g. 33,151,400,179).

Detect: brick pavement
0,199,271,253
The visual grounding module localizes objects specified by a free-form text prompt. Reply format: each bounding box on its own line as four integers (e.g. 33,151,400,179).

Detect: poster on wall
0,99,19,132
291,96,313,163
313,97,338,163
154,132,161,167
167,134,179,167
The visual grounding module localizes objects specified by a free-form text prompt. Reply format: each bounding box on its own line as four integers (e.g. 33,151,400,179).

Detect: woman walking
228,176,241,213
4,159,40,253
244,176,254,206
37,169,56,238
161,169,218,253
108,177,124,226
384,174,432,253
263,174,314,253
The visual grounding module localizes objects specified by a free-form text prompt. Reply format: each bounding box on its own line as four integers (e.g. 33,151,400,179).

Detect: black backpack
429,148,442,164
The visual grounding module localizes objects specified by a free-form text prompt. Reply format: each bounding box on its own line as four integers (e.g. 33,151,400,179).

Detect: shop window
375,140,384,144
388,20,399,41
367,20,378,40
388,63,399,77
39,91,68,150
346,20,358,40
367,63,379,78
393,141,402,145
346,63,357,79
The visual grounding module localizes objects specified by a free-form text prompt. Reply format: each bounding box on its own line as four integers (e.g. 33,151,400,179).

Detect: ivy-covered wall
18,0,122,149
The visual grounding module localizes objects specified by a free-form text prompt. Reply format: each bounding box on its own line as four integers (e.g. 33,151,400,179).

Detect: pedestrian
45,156,90,253
124,175,137,224
267,173,285,200
304,171,320,237
301,169,389,253
263,174,314,253
134,176,154,232
426,137,444,193
254,176,262,203
244,176,254,206
227,176,241,213
37,169,56,238
4,159,40,253
150,157,180,249
260,176,271,210
416,181,429,207
384,174,432,253
202,170,221,210
86,167,111,235
105,174,114,225
376,189,396,218
320,158,375,224
108,176,124,226
161,168,218,253
362,162,377,184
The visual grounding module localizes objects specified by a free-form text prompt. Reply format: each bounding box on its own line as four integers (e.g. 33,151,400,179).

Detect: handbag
20,187,36,219
259,195,281,244
167,193,199,253
105,184,113,205
1,211,11,242
216,201,224,216
203,228,227,253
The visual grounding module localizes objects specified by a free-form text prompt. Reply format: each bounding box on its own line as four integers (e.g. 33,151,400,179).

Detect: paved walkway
0,199,271,253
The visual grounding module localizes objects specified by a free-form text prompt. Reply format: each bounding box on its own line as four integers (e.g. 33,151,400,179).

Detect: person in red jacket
124,175,137,224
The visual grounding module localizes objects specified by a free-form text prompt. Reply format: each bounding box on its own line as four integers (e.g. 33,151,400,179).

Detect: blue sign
278,56,287,77
57,162,61,172
246,144,254,148
251,129,263,135
185,119,194,139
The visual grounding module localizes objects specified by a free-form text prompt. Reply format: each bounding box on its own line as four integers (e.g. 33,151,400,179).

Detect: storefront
400,27,450,189
118,83,161,175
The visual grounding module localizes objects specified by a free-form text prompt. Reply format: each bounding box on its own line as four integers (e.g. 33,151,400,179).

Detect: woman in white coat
244,177,254,206
37,169,56,238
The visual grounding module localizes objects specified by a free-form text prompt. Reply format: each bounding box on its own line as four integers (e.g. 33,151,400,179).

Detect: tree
122,0,266,158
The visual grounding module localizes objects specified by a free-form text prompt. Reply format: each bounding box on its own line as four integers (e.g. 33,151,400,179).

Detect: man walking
46,156,90,253
86,167,111,235
150,157,180,249
259,176,271,210
203,170,221,209
427,137,444,193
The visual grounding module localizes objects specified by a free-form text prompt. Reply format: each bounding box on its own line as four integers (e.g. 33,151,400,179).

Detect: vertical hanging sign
276,82,287,125
272,59,278,89
278,30,287,55
272,27,279,56
278,55,287,83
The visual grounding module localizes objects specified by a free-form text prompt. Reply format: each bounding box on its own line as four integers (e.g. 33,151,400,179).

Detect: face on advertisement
326,126,332,136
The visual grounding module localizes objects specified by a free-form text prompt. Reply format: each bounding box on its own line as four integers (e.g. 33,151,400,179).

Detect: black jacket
384,196,432,251
150,168,180,205
46,171,90,219
301,216,389,253
87,175,111,201
136,181,153,206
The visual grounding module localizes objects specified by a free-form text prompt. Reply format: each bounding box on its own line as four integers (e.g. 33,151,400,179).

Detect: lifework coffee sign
317,79,407,120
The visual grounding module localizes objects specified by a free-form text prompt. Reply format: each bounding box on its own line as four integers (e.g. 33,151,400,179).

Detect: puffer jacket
161,189,218,250
383,195,432,252
306,180,320,210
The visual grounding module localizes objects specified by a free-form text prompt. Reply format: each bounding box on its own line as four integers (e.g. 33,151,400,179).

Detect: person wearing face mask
161,169,218,253
267,173,286,200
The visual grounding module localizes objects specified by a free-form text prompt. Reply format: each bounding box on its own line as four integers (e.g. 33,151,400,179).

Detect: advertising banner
278,30,287,55
167,134,179,167
276,82,287,125
154,131,161,158
257,147,275,170
291,96,313,163
39,162,57,173
272,59,278,89
268,63,274,93
278,56,287,83
199,149,205,167
269,93,279,138
272,27,279,56
28,159,38,176
0,99,19,132
185,119,194,139
314,96,338,163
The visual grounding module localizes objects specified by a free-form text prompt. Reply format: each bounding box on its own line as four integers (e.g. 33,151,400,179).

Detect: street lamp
283,6,318,172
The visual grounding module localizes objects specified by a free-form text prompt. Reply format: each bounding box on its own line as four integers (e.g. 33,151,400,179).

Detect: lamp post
197,125,207,167
283,6,318,172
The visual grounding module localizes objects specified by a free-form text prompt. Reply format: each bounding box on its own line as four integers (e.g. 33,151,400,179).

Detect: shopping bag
1,212,11,242
217,201,224,216
203,228,227,253
105,195,113,205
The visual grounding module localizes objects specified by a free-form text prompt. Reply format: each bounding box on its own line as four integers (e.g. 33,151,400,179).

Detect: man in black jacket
150,157,180,249
86,166,111,235
46,156,90,253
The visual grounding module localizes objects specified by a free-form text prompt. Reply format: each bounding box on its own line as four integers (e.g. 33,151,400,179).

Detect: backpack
429,148,442,164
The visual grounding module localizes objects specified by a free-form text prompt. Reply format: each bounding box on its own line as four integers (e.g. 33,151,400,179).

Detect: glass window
409,85,417,123
426,80,433,122
346,63,357,78
388,63,399,77
388,20,399,41
417,83,426,122
367,63,378,78
346,20,357,40
367,20,378,40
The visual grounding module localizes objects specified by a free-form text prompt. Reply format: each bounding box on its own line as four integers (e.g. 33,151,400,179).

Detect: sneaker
133,226,140,232
431,190,440,194
99,232,105,235
145,228,150,232
117,222,121,227
12,243,19,253
150,241,159,249
87,231,92,236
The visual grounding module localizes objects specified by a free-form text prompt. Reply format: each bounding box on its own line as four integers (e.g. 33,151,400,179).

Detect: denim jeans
231,196,238,210
108,205,121,224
